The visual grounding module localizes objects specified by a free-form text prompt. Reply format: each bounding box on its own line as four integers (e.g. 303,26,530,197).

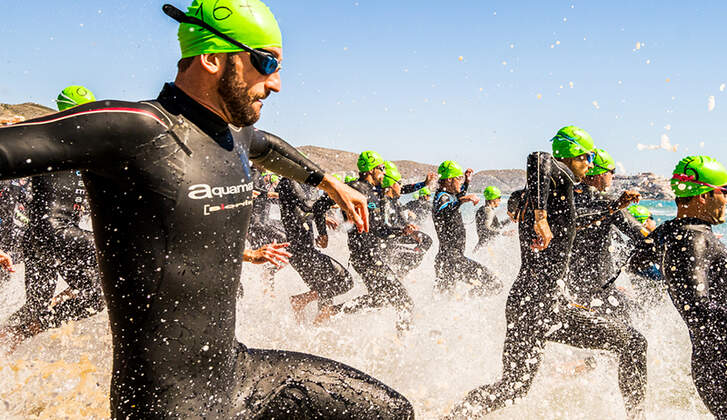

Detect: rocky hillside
0,103,55,124
1,102,675,199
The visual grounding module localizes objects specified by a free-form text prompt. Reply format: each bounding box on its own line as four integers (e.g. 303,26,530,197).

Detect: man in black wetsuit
432,161,502,296
0,1,413,418
568,148,647,317
450,126,644,419
381,161,433,277
1,86,105,352
629,156,727,419
474,185,511,252
314,151,416,332
277,176,354,324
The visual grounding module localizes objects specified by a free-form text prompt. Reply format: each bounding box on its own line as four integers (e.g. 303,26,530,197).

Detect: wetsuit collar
157,83,231,140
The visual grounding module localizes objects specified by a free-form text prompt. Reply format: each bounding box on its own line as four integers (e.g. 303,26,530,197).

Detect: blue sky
2,1,726,176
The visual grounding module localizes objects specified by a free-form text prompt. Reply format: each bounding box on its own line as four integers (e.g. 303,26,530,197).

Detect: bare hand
465,168,474,183
615,190,641,211
460,194,480,206
531,211,553,250
425,172,437,186
0,250,14,272
325,217,339,230
316,235,329,248
403,224,418,236
266,191,279,199
243,242,291,268
318,174,368,233
252,190,261,198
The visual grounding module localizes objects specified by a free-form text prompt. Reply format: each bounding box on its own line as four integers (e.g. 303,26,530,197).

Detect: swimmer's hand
318,174,368,233
424,172,437,186
613,190,641,212
0,250,15,272
464,168,475,184
403,224,418,236
316,235,329,248
325,217,339,230
252,190,261,198
460,194,480,206
244,242,291,268
532,210,553,250
266,191,279,199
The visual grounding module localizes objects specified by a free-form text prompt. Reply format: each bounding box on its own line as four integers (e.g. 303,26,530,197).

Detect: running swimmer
628,156,727,419
381,161,433,278
277,176,354,324
1,86,104,353
0,2,413,417
473,185,512,252
568,149,647,317
313,151,415,332
449,126,645,419
432,161,502,295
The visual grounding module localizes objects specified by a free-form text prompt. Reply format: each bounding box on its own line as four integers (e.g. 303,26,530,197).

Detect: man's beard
218,55,261,127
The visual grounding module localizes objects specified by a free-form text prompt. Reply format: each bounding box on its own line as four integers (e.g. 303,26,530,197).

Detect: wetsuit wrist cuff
305,172,325,187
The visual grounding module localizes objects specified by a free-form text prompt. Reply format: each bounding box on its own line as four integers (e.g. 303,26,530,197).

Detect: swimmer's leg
547,307,648,417
232,346,414,419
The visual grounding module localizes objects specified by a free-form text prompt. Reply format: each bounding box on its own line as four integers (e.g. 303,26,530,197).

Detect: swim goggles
672,173,727,194
163,4,281,76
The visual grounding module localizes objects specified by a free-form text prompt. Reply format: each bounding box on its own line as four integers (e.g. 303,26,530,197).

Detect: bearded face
217,53,262,127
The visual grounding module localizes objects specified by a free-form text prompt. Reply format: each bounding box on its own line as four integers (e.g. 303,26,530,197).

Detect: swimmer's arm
312,194,336,236
288,180,317,213
614,209,649,241
250,130,368,232
401,181,426,195
526,152,551,212
0,102,165,179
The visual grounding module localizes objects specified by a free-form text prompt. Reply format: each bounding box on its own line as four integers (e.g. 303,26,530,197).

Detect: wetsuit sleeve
434,192,462,216
288,180,316,213
665,230,727,320
526,152,553,211
0,102,167,179
248,130,325,187
401,181,426,195
312,194,336,235
613,210,648,242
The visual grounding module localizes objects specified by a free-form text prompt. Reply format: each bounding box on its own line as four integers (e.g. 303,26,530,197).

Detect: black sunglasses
162,4,280,76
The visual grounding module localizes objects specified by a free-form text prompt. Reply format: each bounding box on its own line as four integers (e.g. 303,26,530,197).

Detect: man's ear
199,53,225,75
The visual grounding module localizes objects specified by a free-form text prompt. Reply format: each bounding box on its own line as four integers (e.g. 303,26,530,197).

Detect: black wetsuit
9,171,104,335
506,188,525,218
453,152,647,417
0,83,413,419
277,177,353,304
382,195,432,277
569,186,646,317
248,167,286,249
629,217,727,418
404,198,431,225
474,205,509,251
314,180,414,331
432,185,502,295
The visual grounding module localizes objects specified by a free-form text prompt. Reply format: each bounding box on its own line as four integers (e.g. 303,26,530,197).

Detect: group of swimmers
0,0,725,419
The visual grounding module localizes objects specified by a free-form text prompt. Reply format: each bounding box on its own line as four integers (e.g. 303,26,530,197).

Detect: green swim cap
551,126,595,159
333,174,343,182
345,175,357,183
438,160,464,180
418,187,431,197
262,171,279,183
483,186,502,201
671,156,727,198
357,151,384,172
56,85,95,111
628,205,651,223
586,149,616,176
178,0,282,59
381,161,402,188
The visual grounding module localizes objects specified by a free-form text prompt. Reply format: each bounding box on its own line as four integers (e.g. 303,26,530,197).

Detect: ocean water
0,199,716,419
